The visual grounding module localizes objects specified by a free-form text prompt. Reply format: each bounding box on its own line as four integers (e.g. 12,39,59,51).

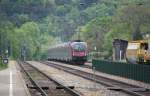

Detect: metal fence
92,59,150,84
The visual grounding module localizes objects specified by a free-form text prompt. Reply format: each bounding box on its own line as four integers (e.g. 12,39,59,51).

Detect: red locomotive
48,40,88,64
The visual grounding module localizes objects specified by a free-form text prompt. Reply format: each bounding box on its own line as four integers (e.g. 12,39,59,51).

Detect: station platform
0,61,30,96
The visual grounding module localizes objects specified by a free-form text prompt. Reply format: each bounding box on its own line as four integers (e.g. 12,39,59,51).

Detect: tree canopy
0,0,149,59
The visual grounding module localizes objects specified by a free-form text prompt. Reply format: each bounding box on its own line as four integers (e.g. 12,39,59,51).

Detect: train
47,40,88,64
126,40,150,64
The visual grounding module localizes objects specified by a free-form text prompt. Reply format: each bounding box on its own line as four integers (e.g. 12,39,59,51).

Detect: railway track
41,61,150,96
48,61,92,69
76,64,92,69
17,61,81,96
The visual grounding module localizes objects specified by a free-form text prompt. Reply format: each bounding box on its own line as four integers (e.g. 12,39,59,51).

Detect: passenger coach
48,40,88,64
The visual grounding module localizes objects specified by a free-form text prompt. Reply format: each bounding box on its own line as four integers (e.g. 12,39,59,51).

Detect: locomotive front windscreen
72,43,86,51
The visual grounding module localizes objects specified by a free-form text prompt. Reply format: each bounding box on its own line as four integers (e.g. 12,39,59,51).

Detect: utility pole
23,44,26,61
0,32,2,63
94,1,99,58
78,27,81,40
78,3,85,40
20,42,27,61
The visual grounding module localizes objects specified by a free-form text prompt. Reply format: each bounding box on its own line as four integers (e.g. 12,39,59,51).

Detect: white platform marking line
9,71,13,96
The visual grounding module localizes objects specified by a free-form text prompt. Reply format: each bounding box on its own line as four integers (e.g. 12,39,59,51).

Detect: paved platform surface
0,61,30,96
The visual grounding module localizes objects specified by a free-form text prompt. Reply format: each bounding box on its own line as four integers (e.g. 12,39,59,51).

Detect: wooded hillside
0,0,149,59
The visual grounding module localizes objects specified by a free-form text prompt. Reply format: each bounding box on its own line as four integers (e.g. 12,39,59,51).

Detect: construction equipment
126,40,150,64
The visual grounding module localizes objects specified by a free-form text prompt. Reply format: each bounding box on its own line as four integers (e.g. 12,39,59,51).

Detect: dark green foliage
0,58,8,70
0,0,149,60
55,0,72,5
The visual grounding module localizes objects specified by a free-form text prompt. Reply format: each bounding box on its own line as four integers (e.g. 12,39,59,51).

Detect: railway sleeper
27,85,49,90
107,87,147,92
27,84,74,90
56,86,75,89
107,87,122,91
125,88,147,92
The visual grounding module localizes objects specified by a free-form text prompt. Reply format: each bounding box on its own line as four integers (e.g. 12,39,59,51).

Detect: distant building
113,39,128,61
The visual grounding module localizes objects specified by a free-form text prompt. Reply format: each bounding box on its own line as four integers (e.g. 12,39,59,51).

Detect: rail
41,61,150,96
17,61,81,96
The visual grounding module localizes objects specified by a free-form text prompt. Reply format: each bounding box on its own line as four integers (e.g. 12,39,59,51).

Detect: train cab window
72,43,86,51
